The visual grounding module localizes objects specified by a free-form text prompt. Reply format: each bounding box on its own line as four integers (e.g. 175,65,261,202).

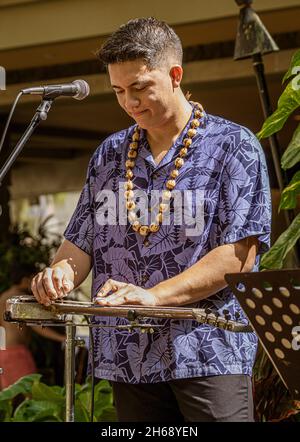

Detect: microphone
22,79,90,100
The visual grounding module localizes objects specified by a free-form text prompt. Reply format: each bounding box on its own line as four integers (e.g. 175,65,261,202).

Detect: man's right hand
31,266,74,306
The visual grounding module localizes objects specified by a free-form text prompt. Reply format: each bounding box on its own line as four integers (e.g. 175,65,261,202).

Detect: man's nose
124,92,140,112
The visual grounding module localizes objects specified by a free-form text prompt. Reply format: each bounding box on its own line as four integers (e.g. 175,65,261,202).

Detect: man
31,17,271,421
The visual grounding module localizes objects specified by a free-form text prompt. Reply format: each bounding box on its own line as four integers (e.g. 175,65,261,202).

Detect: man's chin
131,114,150,129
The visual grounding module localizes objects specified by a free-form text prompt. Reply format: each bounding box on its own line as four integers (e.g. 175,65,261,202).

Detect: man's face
108,59,175,130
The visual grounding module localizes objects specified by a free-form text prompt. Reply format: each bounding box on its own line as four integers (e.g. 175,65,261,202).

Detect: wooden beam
1,0,299,50
0,48,295,107
3,31,300,86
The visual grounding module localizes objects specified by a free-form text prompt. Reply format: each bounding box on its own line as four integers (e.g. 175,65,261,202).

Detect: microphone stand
0,98,54,184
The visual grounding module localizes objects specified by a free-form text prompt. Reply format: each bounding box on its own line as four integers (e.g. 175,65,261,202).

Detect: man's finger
42,268,59,300
95,285,129,303
36,272,51,306
52,267,64,297
31,274,41,303
97,279,127,297
62,274,74,297
95,295,126,306
95,287,137,306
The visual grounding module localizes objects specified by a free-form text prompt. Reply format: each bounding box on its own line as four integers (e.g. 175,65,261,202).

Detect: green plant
253,48,300,422
257,48,300,270
253,345,300,422
0,373,117,422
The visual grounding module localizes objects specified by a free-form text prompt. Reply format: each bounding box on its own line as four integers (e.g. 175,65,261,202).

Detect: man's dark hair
97,17,183,68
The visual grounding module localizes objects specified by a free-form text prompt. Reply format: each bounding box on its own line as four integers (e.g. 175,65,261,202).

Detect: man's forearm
151,237,258,306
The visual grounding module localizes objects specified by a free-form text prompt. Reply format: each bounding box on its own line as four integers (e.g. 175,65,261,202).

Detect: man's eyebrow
111,80,147,89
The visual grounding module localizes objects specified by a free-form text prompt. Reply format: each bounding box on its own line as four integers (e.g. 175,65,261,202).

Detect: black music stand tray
225,268,300,399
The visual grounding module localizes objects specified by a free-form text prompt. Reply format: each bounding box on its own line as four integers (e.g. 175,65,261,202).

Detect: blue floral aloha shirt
64,108,271,383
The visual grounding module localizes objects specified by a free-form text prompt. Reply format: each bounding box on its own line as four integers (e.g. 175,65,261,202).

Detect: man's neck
146,96,193,155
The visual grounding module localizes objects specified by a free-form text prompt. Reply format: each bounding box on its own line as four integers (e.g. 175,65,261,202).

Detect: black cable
85,316,95,422
0,91,23,156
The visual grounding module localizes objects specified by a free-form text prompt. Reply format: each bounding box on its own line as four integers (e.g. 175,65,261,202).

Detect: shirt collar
137,106,207,170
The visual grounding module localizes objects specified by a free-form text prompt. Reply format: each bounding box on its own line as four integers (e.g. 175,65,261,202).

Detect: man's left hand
94,279,158,306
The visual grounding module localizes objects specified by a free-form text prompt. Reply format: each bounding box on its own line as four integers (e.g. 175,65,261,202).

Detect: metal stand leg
65,322,76,422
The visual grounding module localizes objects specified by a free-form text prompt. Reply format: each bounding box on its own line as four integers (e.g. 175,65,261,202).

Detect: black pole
0,99,53,184
252,53,285,191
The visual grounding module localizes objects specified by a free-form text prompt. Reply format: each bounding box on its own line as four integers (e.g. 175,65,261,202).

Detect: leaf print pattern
64,111,271,383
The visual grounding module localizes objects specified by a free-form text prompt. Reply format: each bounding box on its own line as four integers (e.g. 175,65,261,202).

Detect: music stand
225,268,300,399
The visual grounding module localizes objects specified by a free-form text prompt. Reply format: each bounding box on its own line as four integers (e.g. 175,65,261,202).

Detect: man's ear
170,65,183,88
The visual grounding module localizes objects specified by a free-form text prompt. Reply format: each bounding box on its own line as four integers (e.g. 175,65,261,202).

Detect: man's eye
115,90,124,95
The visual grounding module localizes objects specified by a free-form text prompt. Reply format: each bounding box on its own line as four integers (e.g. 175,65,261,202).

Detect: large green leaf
13,399,63,422
0,374,41,402
31,380,65,404
77,379,114,421
257,81,300,139
281,123,300,170
279,171,300,210
74,398,90,422
282,49,300,84
260,213,300,269
0,398,13,421
98,406,117,422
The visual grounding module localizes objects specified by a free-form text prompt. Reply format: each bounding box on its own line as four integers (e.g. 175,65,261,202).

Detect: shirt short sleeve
216,130,271,255
63,152,97,256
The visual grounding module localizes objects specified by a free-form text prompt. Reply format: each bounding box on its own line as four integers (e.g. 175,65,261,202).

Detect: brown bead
132,131,140,141
128,149,137,159
139,225,150,236
124,180,133,190
179,147,188,157
124,190,134,199
166,179,176,190
183,138,192,147
162,190,172,200
129,142,138,150
156,213,163,224
194,110,204,119
126,200,136,210
126,170,133,179
187,128,197,138
170,169,179,179
191,119,200,128
159,203,168,213
132,221,141,232
149,223,160,233
175,158,184,169
128,211,137,223
125,159,135,169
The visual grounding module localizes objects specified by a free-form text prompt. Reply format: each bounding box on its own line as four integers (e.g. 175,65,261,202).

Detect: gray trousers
111,374,254,422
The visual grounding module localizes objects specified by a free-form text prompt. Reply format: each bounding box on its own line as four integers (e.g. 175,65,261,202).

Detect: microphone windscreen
73,79,90,100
